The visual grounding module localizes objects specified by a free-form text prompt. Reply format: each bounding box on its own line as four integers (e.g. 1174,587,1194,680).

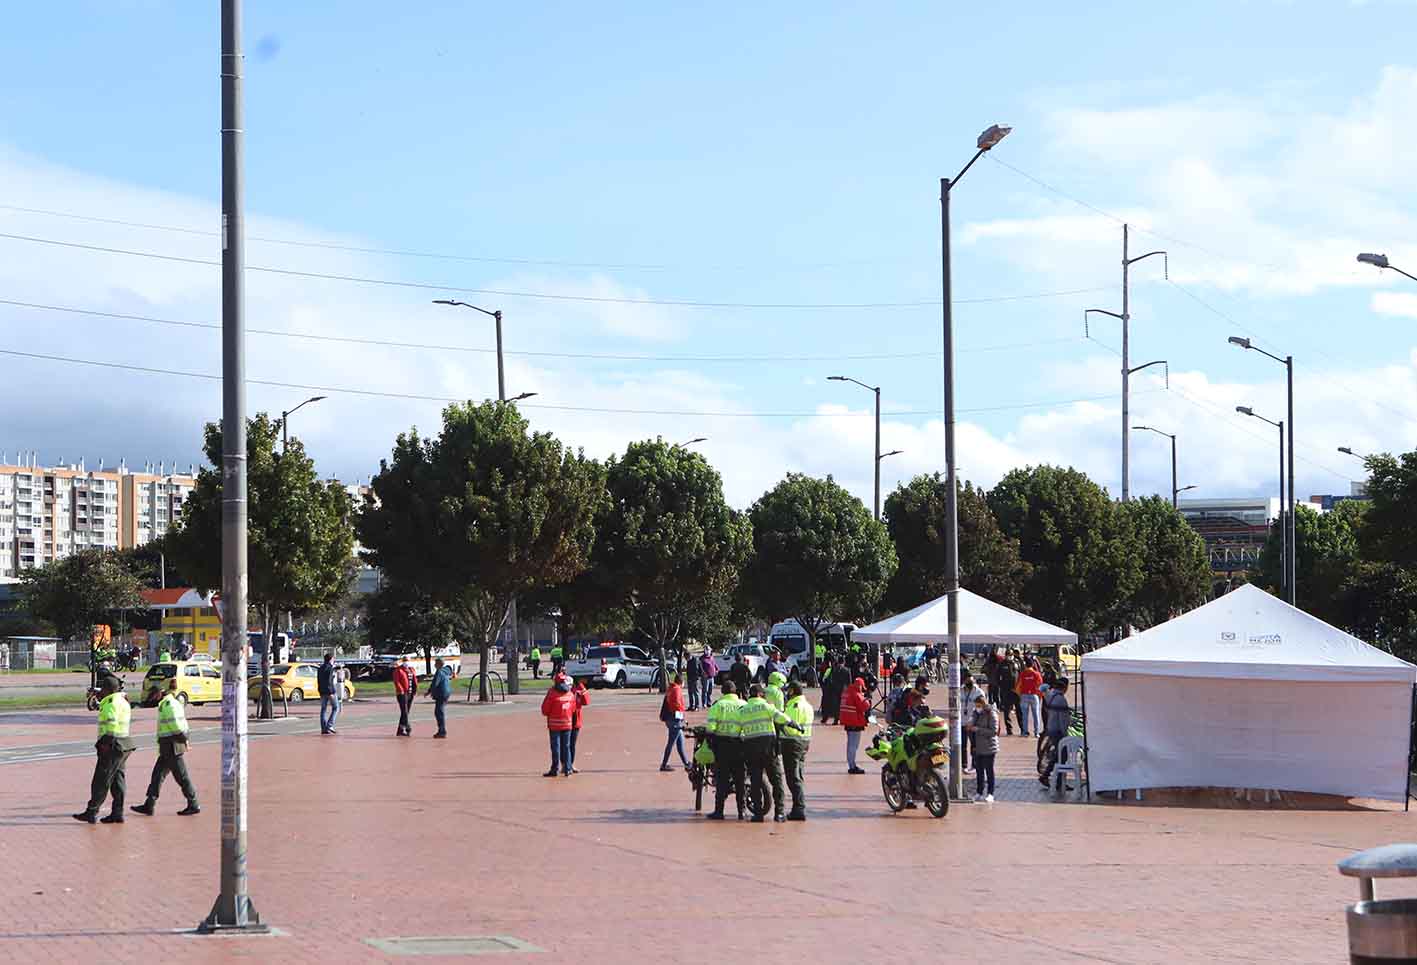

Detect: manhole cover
365,936,542,956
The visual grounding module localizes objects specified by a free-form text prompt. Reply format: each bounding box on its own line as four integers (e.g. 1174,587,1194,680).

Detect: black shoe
737,811,746,821
130,802,155,816
659,764,674,772
544,769,559,777
99,813,124,824
774,815,787,823
904,801,918,809
751,815,765,823
786,812,806,822
705,812,725,820
434,733,447,739
570,767,580,774
848,767,866,775
72,812,96,824
178,804,201,816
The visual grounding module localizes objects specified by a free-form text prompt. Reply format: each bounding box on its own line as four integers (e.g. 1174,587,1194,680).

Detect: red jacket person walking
541,675,577,777
393,658,418,736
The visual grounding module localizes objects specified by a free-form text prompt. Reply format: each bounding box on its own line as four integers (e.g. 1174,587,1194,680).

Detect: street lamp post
433,299,505,399
1338,446,1368,461
1358,253,1417,283
1131,425,1183,508
1229,337,1295,606
1237,405,1288,601
279,395,325,454
827,376,898,520
941,123,1011,802
677,437,708,448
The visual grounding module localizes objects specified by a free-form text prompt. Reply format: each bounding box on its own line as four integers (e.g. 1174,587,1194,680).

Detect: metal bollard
1339,844,1417,963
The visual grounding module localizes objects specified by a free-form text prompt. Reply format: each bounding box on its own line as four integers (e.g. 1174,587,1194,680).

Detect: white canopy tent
853,589,1077,648
1084,584,1417,802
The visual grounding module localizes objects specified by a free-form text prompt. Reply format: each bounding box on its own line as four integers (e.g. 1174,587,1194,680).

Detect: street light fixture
1131,425,1184,508
1357,252,1417,283
1338,446,1368,461
678,437,708,447
1176,484,1198,497
509,391,537,403
278,395,326,454
433,299,506,401
827,375,890,522
939,122,1011,803
1229,337,1295,605
1236,405,1289,601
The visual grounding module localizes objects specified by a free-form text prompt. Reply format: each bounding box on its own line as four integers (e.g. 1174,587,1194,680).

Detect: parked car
719,643,783,683
564,644,662,688
140,661,223,707
246,662,355,704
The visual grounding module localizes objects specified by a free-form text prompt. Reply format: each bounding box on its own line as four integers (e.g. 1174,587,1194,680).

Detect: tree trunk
477,638,490,703
258,604,274,719
424,644,433,678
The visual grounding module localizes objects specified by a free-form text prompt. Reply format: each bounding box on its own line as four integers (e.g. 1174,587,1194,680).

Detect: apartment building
0,456,196,576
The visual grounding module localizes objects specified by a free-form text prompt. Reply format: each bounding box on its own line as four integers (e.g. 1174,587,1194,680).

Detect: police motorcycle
686,725,766,817
865,707,950,818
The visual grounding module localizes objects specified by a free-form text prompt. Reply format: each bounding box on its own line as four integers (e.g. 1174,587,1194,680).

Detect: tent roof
853,589,1077,647
1083,584,1417,683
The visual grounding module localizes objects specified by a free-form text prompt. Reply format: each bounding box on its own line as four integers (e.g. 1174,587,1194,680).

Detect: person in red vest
541,674,577,777
393,657,418,737
840,677,871,774
568,677,590,774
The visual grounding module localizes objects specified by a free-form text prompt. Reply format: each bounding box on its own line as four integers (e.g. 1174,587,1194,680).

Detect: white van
770,620,857,680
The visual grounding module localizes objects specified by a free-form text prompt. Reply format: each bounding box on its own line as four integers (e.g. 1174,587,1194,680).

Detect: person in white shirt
960,671,987,772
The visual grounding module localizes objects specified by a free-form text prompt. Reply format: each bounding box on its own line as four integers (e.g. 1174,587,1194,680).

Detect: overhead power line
0,230,1113,311
0,297,1087,363
0,346,1138,419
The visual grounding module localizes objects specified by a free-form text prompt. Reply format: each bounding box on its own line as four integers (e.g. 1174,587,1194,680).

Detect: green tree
1256,500,1365,623
987,465,1141,636
167,413,356,715
1342,561,1417,662
882,474,1030,613
587,439,752,690
357,401,606,701
365,580,466,676
1118,496,1212,629
19,549,146,648
742,473,897,650
1359,453,1417,569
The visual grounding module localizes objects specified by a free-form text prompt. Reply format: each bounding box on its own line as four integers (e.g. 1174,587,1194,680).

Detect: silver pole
1286,357,1296,605
941,176,963,801
1278,422,1287,600
1121,224,1130,503
498,316,520,697
202,0,263,932
873,386,881,521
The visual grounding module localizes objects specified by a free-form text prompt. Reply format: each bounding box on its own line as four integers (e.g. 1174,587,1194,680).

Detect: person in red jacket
541,675,577,777
392,657,418,737
1016,659,1044,738
659,673,689,771
568,678,590,774
840,677,871,774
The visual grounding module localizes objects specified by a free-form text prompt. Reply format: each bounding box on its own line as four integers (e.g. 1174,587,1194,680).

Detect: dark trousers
711,739,745,815
86,742,133,815
531,659,541,679
433,698,447,736
568,727,580,771
974,753,997,796
549,729,571,773
700,678,713,708
780,740,808,816
145,738,197,805
396,693,413,734
686,678,700,711
765,738,786,817
742,737,774,817
1000,693,1017,734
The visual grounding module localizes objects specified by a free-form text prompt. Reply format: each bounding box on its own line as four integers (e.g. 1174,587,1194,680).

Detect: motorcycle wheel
85,692,99,712
745,781,768,818
881,767,908,812
920,767,949,818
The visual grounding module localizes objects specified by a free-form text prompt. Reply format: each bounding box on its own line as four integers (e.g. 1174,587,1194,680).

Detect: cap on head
749,684,765,698
721,680,736,695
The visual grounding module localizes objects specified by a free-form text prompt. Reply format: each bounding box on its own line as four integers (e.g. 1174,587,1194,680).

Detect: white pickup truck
565,644,663,689
718,643,783,684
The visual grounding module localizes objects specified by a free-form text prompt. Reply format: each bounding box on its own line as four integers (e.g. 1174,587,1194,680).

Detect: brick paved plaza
0,686,1410,963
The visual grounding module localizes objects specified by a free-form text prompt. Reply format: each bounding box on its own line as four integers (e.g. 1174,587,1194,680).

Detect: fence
1,638,89,672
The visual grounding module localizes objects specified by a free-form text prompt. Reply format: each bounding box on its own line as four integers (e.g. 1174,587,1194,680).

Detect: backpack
659,695,673,723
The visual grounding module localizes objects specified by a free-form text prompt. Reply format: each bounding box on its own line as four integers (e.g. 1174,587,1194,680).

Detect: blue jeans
433,698,447,736
568,727,580,771
687,680,700,711
320,694,341,732
1019,693,1041,737
701,678,713,707
549,730,571,774
662,721,688,767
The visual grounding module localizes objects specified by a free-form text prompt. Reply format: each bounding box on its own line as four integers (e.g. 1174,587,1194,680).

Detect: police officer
132,679,200,817
705,680,745,821
550,643,564,677
781,680,814,821
763,672,789,822
741,683,803,823
74,676,136,824
529,645,542,680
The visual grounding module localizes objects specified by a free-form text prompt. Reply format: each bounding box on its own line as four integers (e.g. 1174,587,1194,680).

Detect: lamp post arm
1126,250,1169,278
1083,308,1124,338
1387,264,1417,283
951,148,988,187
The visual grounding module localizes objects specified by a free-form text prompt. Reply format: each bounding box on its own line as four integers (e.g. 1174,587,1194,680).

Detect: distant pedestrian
820,657,846,725
730,655,752,699
660,672,689,771
960,671,986,771
318,651,342,735
994,653,1017,736
967,693,999,803
1016,659,1043,738
393,657,417,736
529,645,542,680
131,679,200,817
568,676,589,773
541,674,576,777
685,647,702,711
1040,678,1072,788
840,676,870,774
429,657,454,738
699,650,718,708
74,676,135,824
550,643,564,677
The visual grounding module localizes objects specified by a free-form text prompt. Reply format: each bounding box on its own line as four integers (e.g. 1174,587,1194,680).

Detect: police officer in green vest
781,680,814,821
705,680,746,821
550,643,565,676
741,683,802,823
529,645,542,679
74,676,136,824
764,671,786,712
132,679,200,817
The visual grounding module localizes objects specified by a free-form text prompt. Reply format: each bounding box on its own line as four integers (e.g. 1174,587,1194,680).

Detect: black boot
72,811,96,824
131,801,155,816
178,803,201,816
99,813,125,824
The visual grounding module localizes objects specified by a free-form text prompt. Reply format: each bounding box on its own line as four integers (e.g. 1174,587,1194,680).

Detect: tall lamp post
1229,337,1295,605
433,298,525,697
941,122,1011,802
1236,405,1288,601
202,0,265,934
1358,252,1417,283
827,376,902,520
278,395,325,453
677,437,708,448
1338,446,1369,461
1131,425,1185,508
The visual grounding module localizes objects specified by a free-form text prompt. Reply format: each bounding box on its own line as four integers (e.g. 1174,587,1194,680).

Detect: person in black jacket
730,655,752,701
819,657,846,724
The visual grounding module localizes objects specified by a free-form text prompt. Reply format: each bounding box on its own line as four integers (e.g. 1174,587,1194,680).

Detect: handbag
658,695,672,723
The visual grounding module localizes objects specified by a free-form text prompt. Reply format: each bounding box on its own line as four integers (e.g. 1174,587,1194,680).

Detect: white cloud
1372,291,1417,319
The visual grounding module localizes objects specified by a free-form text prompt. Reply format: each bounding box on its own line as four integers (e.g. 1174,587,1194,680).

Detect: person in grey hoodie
966,693,1000,803
959,672,987,772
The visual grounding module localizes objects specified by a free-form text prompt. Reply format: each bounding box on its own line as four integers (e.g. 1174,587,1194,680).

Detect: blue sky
3,0,1417,507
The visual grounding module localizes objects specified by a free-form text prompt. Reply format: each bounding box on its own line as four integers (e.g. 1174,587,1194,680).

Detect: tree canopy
364,579,466,676
1117,495,1212,630
19,549,146,644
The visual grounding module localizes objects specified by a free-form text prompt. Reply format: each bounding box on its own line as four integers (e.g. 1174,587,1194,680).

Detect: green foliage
743,473,897,639
1256,501,1364,623
1360,454,1417,569
365,580,466,675
1118,496,1212,630
117,531,189,590
882,475,1030,612
987,465,1141,636
167,413,356,623
18,549,146,643
357,401,606,698
1340,561,1417,662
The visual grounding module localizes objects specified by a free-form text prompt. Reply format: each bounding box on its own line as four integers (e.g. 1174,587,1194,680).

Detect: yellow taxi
140,660,223,707
246,663,355,704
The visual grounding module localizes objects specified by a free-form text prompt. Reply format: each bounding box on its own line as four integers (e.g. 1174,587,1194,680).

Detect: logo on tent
1247,633,1282,647
1218,631,1237,643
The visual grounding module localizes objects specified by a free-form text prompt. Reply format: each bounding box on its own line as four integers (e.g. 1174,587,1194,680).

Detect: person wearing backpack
429,657,454,738
659,673,689,771
1040,678,1072,787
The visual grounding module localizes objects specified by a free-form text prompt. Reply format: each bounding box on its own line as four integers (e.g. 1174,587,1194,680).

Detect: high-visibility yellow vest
156,693,189,740
706,694,744,739
97,693,131,739
814,643,826,659
530,648,542,660
550,646,563,659
739,696,783,740
782,695,814,744
764,682,785,712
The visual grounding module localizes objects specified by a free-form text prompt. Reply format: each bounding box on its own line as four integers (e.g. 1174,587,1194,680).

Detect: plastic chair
1052,735,1085,798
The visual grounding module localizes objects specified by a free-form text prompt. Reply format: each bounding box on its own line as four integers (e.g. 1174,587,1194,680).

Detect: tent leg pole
1081,667,1090,803
1407,685,1414,813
